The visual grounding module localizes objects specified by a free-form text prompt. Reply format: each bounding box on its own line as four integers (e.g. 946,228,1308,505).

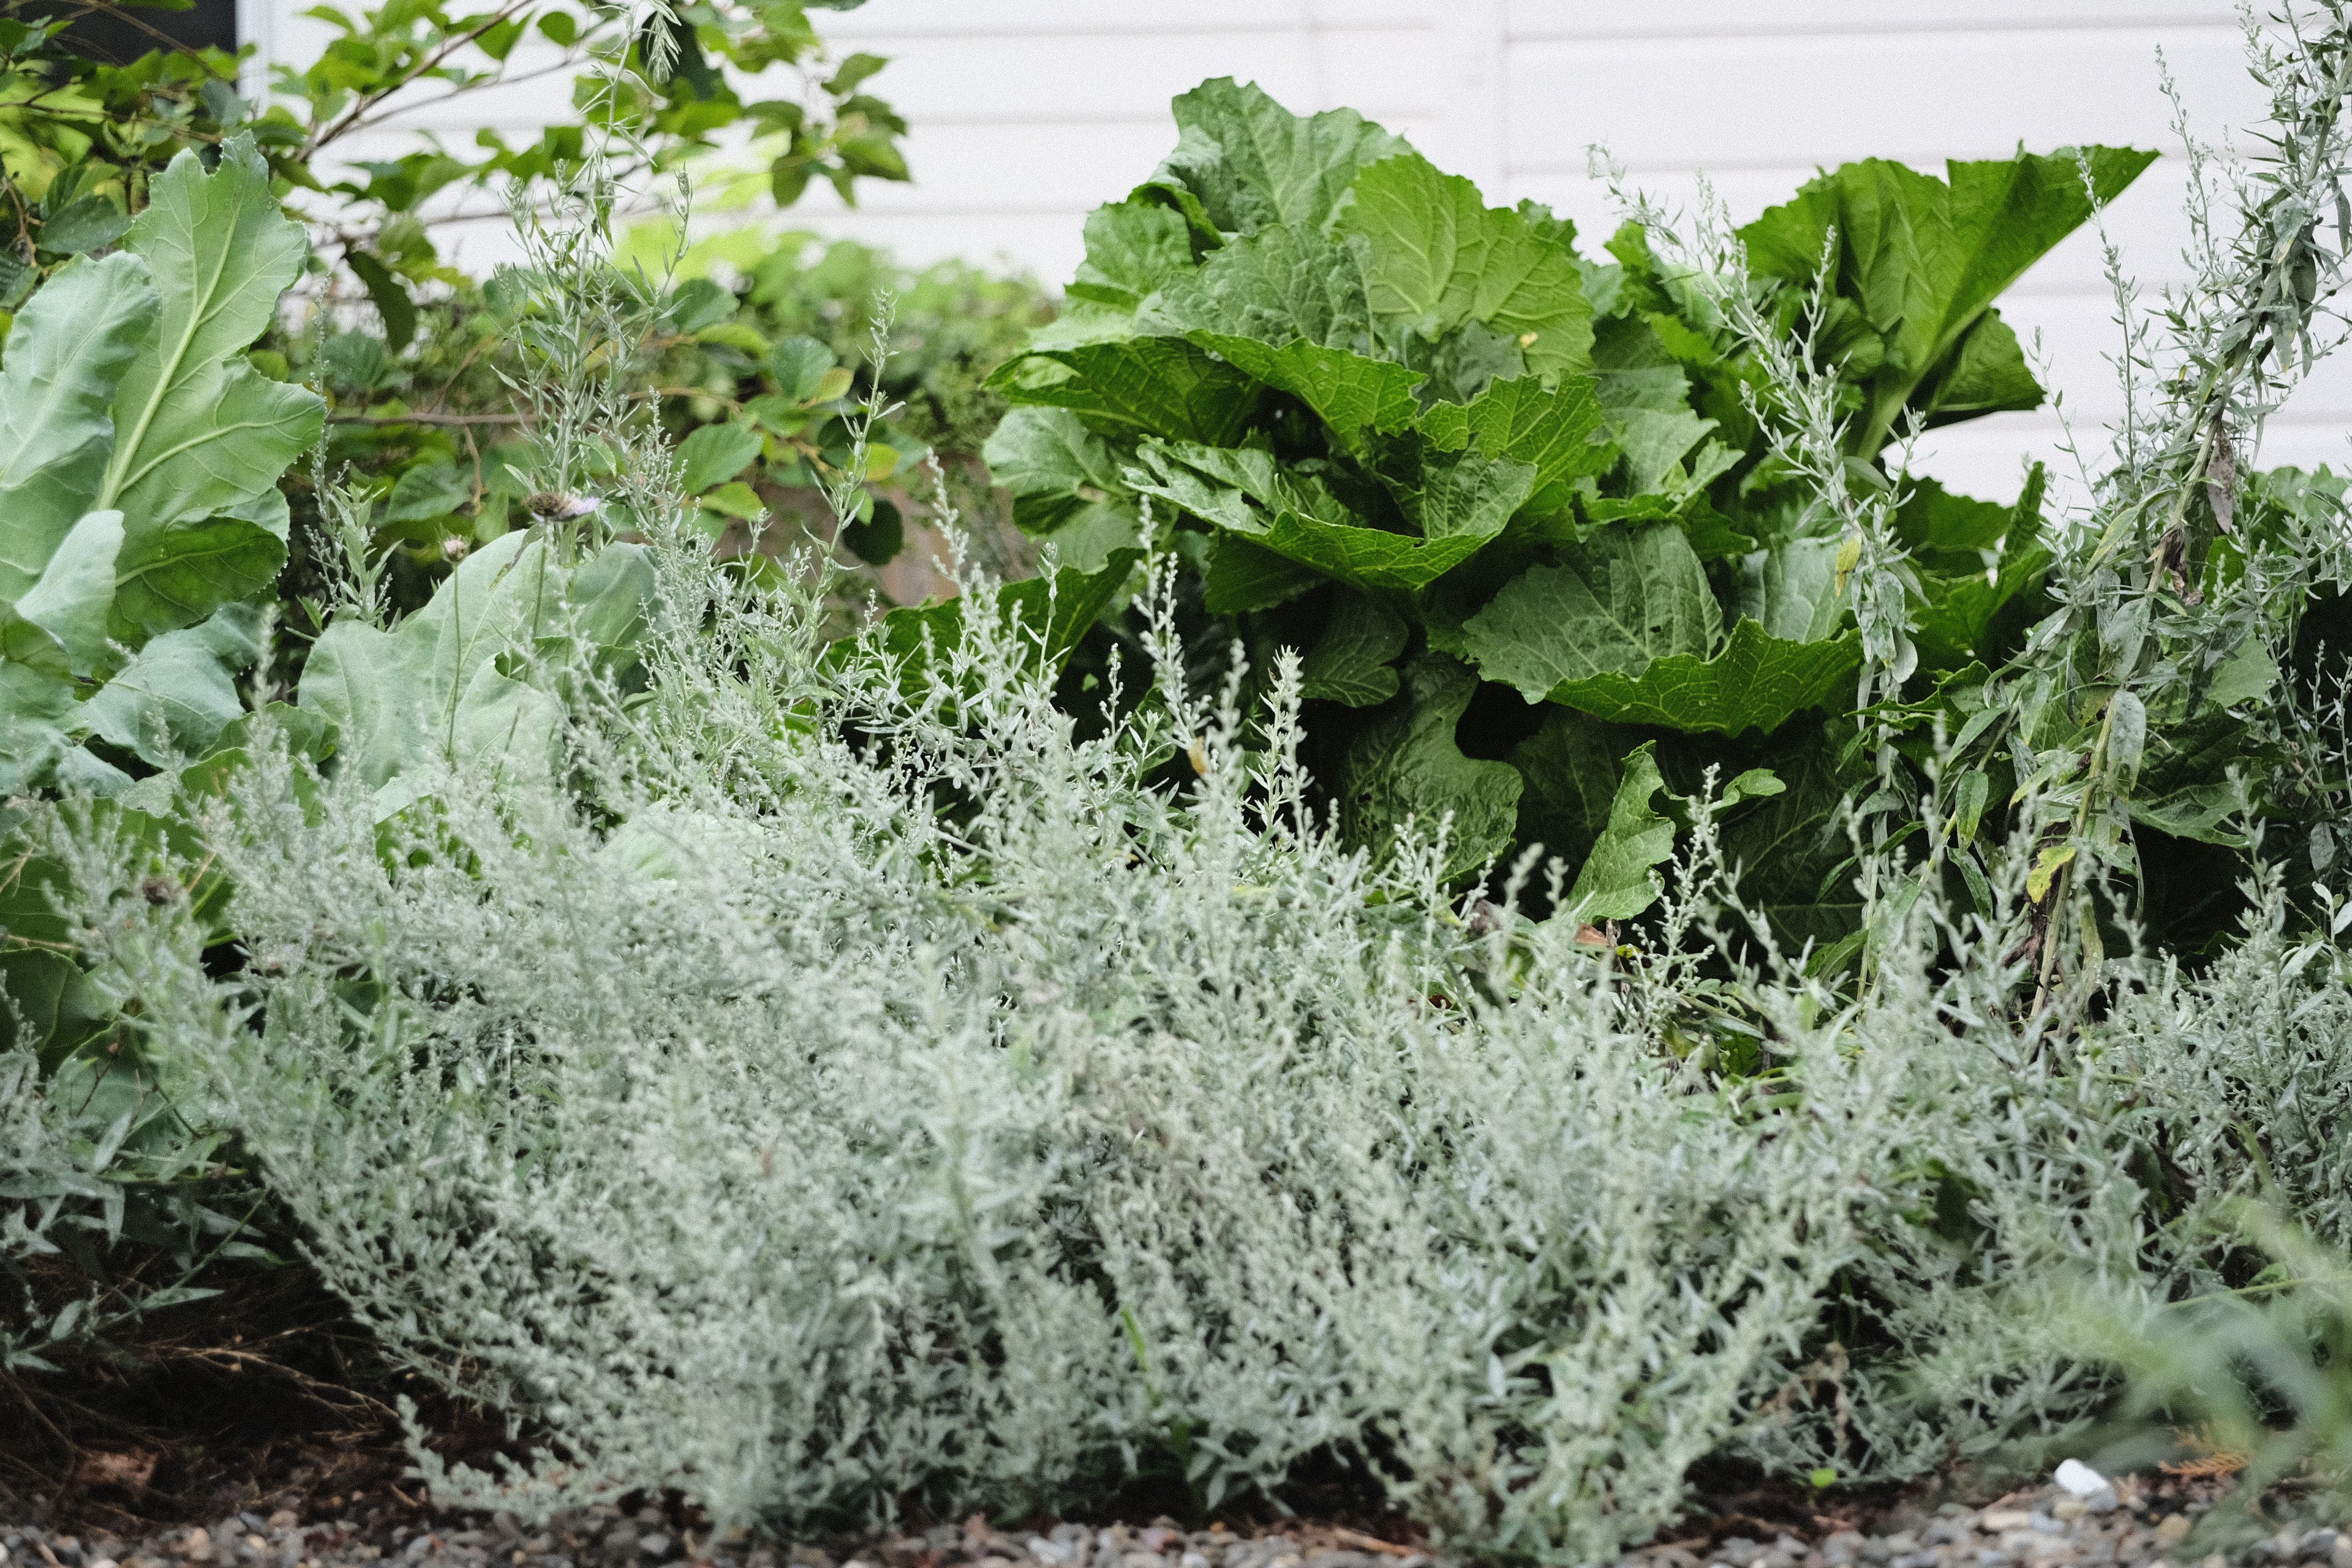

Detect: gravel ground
1,1467,2339,1568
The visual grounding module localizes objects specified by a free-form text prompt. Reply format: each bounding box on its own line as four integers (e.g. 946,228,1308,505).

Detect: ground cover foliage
10,1,2352,1561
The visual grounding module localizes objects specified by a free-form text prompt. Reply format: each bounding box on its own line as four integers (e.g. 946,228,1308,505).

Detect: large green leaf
982,407,1133,535
1740,147,2157,454
1563,741,1675,922
0,253,157,601
1130,441,1512,595
110,488,288,640
1203,534,1322,613
1547,620,1861,737
298,533,637,809
1418,374,1614,503
4,510,124,679
1333,654,1521,882
1150,77,1408,238
81,603,265,767
1298,591,1407,706
1141,222,1373,352
1733,538,1850,643
1461,522,1720,699
1508,707,1633,873
993,337,1261,445
1184,333,1422,454
1465,524,1855,734
1336,152,1594,384
0,663,77,794
1068,198,1198,310
98,135,321,524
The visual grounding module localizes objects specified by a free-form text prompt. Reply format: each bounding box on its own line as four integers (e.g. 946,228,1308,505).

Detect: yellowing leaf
2027,843,2077,903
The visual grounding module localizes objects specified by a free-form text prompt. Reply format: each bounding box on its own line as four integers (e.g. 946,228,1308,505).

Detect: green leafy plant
982,78,2147,936
0,132,321,794
0,0,907,317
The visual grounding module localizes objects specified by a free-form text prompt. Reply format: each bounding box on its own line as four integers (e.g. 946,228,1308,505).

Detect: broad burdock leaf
1299,592,1408,707
82,603,265,767
1546,621,1861,737
1336,152,1595,384
1741,147,2157,453
4,511,125,679
110,489,290,640
983,408,1133,535
1564,741,1676,921
1418,374,1613,503
1735,538,1851,644
1068,200,1196,310
1148,77,1408,238
1140,222,1374,351
992,337,1261,444
1178,334,1421,454
1461,523,1721,700
0,252,157,598
1129,442,1515,594
1334,654,1521,881
99,136,322,529
301,533,652,813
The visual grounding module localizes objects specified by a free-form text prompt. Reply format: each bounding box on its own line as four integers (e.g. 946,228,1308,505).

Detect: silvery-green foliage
36,529,1894,1556
34,509,2352,1558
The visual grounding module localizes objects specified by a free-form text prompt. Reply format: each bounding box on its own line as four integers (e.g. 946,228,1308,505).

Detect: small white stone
2054,1459,2108,1498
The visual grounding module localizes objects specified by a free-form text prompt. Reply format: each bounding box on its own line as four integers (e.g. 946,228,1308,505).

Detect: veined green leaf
1150,77,1408,238
1333,654,1521,883
1740,146,2156,454
1204,534,1322,613
1461,522,1720,701
983,407,1134,536
1132,440,1513,594
1299,591,1407,706
1069,198,1197,310
1140,222,1372,351
1419,374,1613,500
0,663,77,794
82,603,265,767
99,135,322,524
1734,538,1850,644
1547,620,1861,737
0,252,157,601
992,337,1261,445
1337,151,1594,384
6,510,124,679
1183,332,1422,454
111,489,288,641
1564,741,1675,922
300,532,579,802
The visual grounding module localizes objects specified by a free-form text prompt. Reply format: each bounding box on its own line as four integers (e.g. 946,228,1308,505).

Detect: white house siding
272,0,2351,504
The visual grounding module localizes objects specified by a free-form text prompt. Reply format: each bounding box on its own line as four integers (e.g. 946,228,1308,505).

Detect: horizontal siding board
823,27,1438,124
818,1,1434,37
1504,28,2260,173
1505,0,2237,40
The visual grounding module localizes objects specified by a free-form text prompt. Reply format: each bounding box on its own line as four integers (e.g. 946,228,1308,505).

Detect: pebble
6,1458,2344,1568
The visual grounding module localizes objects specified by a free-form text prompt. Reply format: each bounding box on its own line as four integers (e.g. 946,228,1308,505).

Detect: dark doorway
58,0,238,65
